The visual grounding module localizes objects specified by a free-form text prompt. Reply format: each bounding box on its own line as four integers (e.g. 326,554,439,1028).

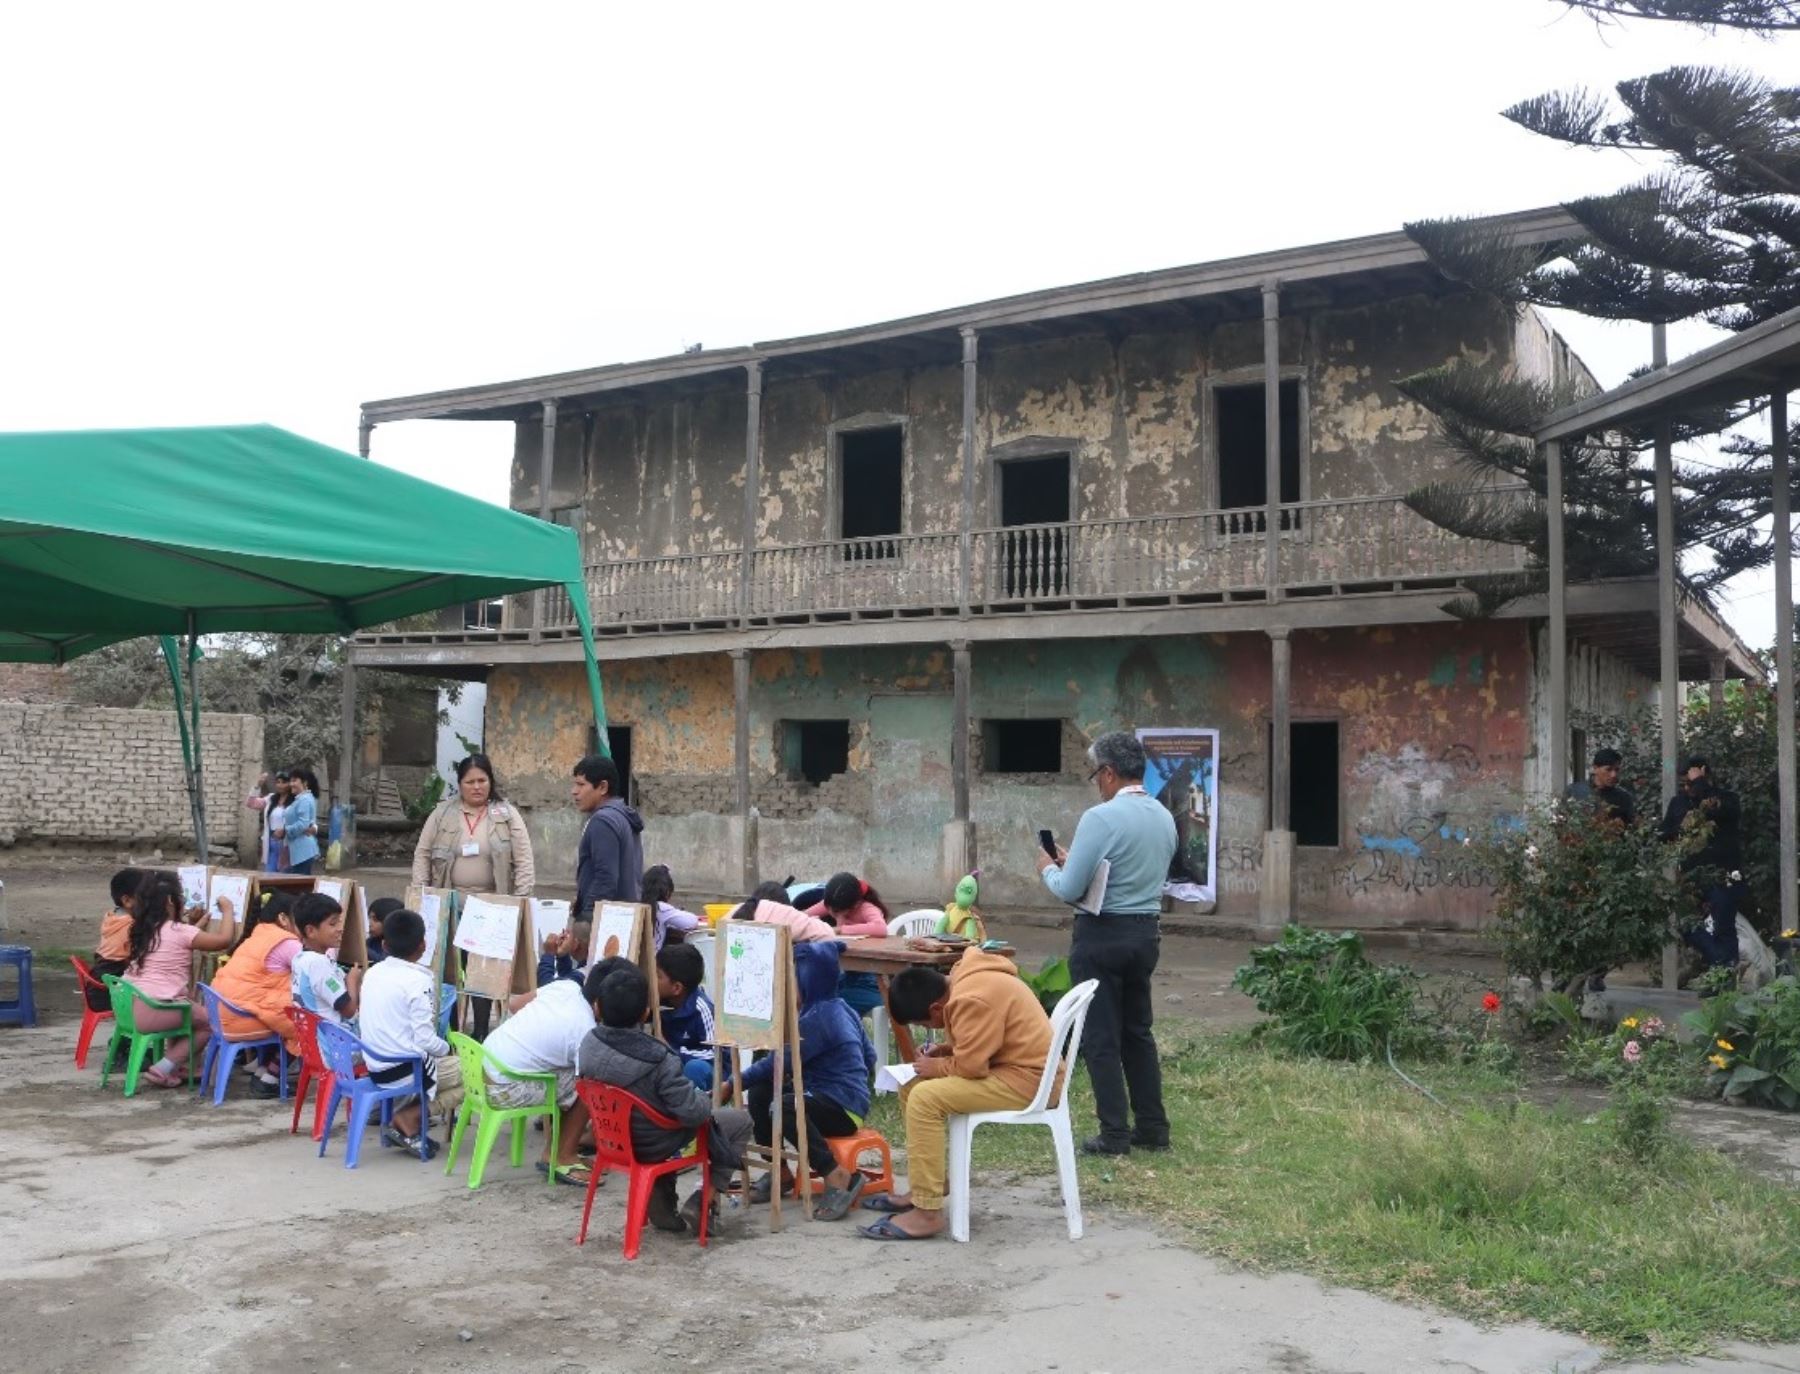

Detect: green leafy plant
1231,925,1428,1061
1021,956,1073,1013
1479,802,1695,991
1684,974,1800,1111
1606,1080,1676,1167
1561,1009,1702,1095
403,773,446,822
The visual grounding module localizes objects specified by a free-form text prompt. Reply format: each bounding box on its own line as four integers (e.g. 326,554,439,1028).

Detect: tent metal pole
187,615,208,859
161,634,205,862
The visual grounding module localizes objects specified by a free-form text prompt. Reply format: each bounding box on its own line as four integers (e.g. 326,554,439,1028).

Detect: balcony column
1709,654,1727,709
943,640,976,889
357,419,373,459
1772,388,1796,938
1545,440,1568,795
731,648,757,890
739,361,763,627
532,399,558,637
1262,280,1281,599
1259,628,1294,932
959,328,978,615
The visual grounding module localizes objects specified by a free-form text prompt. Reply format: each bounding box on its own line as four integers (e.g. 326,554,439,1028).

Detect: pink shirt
125,920,201,1001
751,900,837,942
805,899,887,938
264,937,301,974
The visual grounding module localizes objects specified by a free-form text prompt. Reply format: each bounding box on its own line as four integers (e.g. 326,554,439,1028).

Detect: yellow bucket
703,902,736,927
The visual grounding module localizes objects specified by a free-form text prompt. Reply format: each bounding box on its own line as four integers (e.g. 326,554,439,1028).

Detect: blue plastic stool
0,946,37,1027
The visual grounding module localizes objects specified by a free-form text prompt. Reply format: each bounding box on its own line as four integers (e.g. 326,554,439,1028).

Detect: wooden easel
591,900,662,1038
403,884,455,1005
452,891,532,1031
710,922,810,1230
311,876,366,966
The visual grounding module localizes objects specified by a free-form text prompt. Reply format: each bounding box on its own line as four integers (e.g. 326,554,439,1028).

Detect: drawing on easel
721,921,778,1025
529,898,571,951
313,876,348,908
417,891,445,965
594,902,640,963
454,894,523,961
207,871,252,931
177,864,210,913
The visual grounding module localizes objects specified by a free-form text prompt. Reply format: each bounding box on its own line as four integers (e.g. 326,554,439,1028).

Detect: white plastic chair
686,933,717,995
867,910,948,1060
944,978,1099,1243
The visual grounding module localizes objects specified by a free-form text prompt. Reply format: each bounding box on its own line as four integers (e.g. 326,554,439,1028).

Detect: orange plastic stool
793,1127,896,1199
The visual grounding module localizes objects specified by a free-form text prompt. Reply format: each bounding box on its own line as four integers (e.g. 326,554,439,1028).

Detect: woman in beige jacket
410,753,536,896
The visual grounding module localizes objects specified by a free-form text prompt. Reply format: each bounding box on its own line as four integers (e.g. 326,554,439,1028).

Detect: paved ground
4,864,1798,1373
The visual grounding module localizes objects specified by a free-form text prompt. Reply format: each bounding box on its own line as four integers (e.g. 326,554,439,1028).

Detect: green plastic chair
99,975,193,1097
443,1031,561,1190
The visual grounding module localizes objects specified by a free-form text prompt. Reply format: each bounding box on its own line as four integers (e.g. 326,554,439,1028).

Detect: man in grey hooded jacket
578,963,751,1235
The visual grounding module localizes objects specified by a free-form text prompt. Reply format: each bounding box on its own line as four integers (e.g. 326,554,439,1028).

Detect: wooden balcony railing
520,494,1529,634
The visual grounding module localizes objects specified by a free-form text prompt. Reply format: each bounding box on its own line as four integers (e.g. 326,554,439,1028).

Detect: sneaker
382,1125,440,1159
1080,1136,1130,1157
647,1178,687,1234
248,1077,281,1099
1129,1133,1172,1152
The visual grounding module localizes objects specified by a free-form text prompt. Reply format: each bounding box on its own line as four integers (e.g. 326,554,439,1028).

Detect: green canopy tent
0,424,609,857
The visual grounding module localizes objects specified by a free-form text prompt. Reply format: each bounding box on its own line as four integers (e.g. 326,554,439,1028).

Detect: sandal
536,1160,592,1187
857,1214,939,1241
141,1066,183,1089
860,1193,915,1214
812,1172,868,1222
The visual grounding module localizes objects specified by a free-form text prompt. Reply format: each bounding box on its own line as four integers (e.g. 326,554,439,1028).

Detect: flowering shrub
1562,1010,1698,1093
1684,975,1800,1112
1479,802,1695,991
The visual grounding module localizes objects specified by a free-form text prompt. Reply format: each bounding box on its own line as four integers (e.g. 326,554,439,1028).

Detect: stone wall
0,701,264,860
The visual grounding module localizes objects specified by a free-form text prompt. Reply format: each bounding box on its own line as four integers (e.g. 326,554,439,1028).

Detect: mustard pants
900,1075,1030,1209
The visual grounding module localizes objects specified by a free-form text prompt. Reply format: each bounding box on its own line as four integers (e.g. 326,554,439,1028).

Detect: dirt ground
4,864,1799,1374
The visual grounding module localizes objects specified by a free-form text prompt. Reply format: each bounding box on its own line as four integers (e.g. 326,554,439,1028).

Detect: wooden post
1545,440,1568,795
1260,628,1293,931
959,327,978,615
1772,388,1796,939
1652,318,1681,991
732,649,754,891
952,641,971,822
532,399,557,635
1262,281,1282,598
339,655,356,816
740,361,763,625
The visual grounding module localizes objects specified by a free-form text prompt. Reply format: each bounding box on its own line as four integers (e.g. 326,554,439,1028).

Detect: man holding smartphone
1035,730,1177,1155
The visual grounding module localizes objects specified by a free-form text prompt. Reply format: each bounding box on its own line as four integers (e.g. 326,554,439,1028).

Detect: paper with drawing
529,898,572,951
417,893,443,966
592,902,638,963
207,872,251,927
177,865,209,914
721,921,778,1023
453,895,520,961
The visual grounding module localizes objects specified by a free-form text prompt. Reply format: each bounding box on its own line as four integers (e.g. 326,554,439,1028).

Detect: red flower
1481,992,1502,1014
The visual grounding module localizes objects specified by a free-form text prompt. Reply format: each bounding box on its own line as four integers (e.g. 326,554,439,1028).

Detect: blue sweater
661,984,715,1063
740,942,876,1118
1042,787,1176,915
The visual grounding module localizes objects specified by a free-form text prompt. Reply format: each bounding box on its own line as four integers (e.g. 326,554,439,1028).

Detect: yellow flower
1716,1039,1735,1052
1620,1017,1640,1030
1784,929,1799,939
1708,1054,1729,1070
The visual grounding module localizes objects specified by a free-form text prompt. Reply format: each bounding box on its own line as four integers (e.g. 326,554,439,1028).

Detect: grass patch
869,1034,1800,1357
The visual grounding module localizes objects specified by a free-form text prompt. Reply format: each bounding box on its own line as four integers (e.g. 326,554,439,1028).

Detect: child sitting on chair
537,917,592,986
365,896,402,964
290,893,361,1027
727,941,877,1221
358,909,462,1158
87,867,142,1010
578,962,753,1236
655,942,716,1092
210,889,304,1098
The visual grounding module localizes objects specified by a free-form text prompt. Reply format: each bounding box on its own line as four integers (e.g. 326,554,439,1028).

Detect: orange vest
211,921,300,1051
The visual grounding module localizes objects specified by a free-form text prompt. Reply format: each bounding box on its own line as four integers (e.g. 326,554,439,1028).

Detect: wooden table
837,937,1016,1062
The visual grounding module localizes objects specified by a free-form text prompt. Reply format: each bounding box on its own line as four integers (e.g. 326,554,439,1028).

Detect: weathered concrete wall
1523,627,1657,800
486,622,1540,930
0,702,264,860
509,290,1533,556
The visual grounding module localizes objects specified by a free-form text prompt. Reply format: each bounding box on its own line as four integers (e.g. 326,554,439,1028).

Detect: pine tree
1397,6,1799,610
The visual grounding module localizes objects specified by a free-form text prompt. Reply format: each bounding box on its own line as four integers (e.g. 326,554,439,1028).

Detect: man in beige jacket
858,949,1052,1241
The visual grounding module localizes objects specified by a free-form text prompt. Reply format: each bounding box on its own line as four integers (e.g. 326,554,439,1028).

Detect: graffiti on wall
1330,812,1495,899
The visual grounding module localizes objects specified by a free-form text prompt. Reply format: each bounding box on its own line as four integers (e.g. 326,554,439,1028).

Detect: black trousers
746,1080,856,1178
1068,913,1167,1147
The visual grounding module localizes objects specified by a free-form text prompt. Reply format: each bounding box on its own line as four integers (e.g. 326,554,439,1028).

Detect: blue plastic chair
315,1020,430,1167
196,984,289,1105
437,982,457,1038
0,946,37,1027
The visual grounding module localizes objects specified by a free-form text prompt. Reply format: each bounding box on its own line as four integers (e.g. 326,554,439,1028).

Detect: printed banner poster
1136,727,1220,904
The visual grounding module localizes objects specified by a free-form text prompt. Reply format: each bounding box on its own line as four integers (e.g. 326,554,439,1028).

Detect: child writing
578,962,754,1237
537,917,592,986
655,943,716,1092
290,893,361,1027
210,889,304,1097
87,867,142,1011
728,881,837,942
641,864,702,950
805,871,889,1019
123,871,238,1088
727,940,877,1220
358,908,462,1158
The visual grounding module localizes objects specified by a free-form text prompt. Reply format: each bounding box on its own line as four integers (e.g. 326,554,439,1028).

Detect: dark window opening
996,454,1072,598
982,719,1064,774
1217,381,1301,528
463,597,504,630
1570,727,1587,787
840,426,903,560
586,724,636,807
783,720,850,785
1268,720,1340,847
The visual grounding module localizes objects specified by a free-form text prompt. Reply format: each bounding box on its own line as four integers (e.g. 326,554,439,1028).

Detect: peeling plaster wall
505,290,1546,565
485,622,1548,930
1523,627,1658,799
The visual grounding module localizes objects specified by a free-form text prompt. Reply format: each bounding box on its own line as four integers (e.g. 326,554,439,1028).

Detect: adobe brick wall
0,702,265,860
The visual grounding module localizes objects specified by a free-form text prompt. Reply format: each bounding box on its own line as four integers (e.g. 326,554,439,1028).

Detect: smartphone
1038,828,1058,859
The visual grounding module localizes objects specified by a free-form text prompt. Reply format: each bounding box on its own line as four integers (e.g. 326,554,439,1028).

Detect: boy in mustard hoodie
857,948,1052,1241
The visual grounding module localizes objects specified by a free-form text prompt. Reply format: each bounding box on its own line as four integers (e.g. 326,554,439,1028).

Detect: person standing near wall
1659,755,1746,973
1037,730,1176,1156
1564,748,1637,827
411,754,537,896
279,768,322,876
571,754,644,920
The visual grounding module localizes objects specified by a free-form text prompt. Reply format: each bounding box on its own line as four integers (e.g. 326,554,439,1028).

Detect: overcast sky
3,2,1794,645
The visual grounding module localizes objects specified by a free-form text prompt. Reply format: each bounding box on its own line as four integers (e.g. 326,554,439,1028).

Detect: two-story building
352,208,1756,933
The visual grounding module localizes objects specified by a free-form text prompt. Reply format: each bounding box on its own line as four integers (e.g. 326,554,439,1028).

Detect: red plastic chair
69,956,114,1070
288,1005,334,1141
573,1079,711,1261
